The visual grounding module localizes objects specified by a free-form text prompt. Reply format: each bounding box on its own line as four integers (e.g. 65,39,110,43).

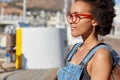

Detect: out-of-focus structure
0,0,75,69
113,2,120,36
0,0,120,69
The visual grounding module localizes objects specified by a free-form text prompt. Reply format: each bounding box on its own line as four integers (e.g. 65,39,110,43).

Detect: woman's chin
71,33,79,37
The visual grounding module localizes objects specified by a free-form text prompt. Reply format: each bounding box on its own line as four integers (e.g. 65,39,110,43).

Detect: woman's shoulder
93,47,112,63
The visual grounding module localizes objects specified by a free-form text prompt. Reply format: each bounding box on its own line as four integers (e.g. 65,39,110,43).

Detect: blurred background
0,0,120,80
0,0,119,54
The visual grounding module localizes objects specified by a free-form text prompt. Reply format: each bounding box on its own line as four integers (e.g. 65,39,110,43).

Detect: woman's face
69,1,94,37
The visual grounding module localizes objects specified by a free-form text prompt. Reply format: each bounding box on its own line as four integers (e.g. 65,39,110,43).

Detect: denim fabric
57,43,83,80
57,62,85,80
57,43,110,80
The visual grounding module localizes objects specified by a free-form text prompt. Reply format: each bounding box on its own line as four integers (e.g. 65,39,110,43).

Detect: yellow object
16,28,22,69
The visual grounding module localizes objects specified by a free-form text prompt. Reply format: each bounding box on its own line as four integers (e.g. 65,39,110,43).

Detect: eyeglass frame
66,12,93,24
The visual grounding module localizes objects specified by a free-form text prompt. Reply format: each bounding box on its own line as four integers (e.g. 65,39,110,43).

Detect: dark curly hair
75,0,116,36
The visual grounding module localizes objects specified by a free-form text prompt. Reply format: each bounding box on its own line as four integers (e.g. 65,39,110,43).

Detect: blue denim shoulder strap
66,42,83,61
105,44,120,65
82,43,109,65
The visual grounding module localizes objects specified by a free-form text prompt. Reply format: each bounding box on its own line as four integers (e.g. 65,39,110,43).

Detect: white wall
22,27,67,69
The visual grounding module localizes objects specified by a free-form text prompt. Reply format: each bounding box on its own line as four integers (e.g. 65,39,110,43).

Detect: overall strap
82,43,109,65
106,44,120,64
111,50,120,64
66,42,83,61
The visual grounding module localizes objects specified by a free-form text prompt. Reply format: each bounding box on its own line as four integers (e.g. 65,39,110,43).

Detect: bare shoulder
91,47,113,80
93,48,112,61
91,47,113,67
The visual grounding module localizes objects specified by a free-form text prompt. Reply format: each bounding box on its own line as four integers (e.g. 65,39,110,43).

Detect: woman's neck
81,33,100,49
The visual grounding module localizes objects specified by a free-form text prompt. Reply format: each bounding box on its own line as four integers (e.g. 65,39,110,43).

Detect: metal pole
63,0,68,14
23,0,26,20
71,0,75,4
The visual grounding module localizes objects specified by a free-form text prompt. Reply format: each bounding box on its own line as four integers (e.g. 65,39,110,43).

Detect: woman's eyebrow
70,12,81,14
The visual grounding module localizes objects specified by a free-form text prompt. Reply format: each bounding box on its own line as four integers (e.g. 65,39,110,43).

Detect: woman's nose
69,18,73,24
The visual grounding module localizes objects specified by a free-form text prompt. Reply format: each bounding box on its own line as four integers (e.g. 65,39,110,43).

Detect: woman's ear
92,19,98,27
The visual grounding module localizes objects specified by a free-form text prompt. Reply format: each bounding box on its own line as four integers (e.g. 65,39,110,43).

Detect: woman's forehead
70,1,92,14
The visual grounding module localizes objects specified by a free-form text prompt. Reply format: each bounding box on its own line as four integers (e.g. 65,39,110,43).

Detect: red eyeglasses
66,12,93,24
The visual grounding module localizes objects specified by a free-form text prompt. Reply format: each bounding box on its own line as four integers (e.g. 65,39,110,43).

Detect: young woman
57,0,116,80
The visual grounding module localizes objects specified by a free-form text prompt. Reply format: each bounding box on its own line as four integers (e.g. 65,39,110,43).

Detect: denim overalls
57,43,110,80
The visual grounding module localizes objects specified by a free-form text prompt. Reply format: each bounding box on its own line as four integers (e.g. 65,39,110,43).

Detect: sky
115,0,120,3
0,0,22,2
0,0,120,3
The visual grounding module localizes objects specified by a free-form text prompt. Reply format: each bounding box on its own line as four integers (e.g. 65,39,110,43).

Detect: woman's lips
71,27,76,31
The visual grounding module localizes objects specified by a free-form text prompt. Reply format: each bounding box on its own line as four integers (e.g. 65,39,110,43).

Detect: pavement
0,34,120,80
0,61,58,80
0,68,58,80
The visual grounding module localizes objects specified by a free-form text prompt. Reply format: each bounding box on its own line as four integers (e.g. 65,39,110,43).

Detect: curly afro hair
75,0,116,36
